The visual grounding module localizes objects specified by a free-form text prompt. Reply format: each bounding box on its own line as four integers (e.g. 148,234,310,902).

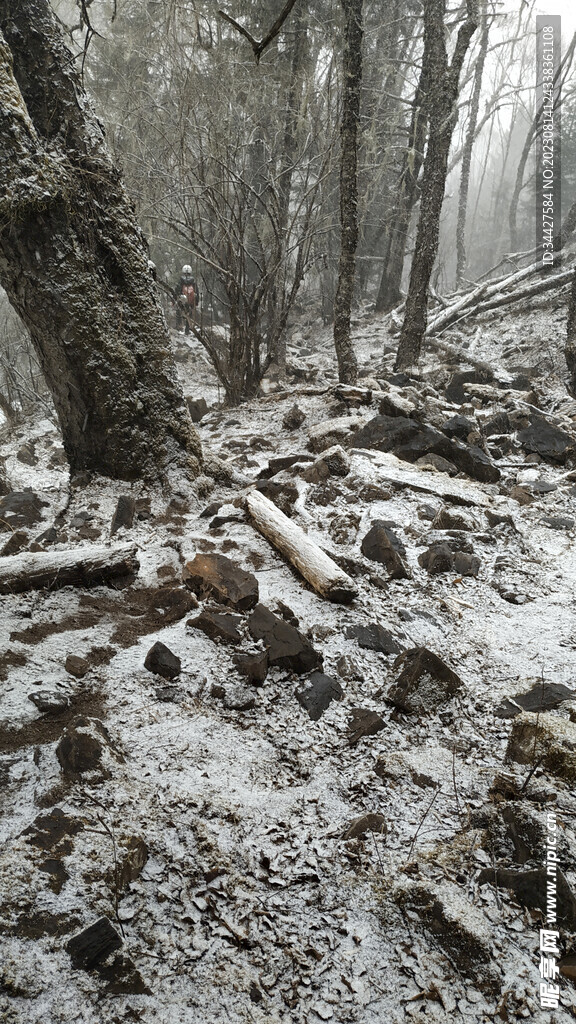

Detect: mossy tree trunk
0,0,201,481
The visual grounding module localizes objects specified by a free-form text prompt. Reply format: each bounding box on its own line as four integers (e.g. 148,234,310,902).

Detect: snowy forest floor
1,290,576,1023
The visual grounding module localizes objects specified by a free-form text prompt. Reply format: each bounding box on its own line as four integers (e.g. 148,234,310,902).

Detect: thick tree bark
395,0,478,372
566,264,576,395
0,0,201,481
333,0,363,385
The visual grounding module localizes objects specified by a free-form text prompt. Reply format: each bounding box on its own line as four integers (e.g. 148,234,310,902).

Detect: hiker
176,264,197,335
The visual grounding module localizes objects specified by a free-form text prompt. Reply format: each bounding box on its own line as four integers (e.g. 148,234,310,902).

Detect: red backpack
181,283,195,307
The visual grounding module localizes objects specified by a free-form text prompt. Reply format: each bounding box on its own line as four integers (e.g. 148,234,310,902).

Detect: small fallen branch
0,542,139,594
245,490,357,603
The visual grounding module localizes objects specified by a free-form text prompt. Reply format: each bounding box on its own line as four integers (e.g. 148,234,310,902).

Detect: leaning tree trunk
566,264,576,396
395,0,478,372
0,0,201,481
333,0,363,386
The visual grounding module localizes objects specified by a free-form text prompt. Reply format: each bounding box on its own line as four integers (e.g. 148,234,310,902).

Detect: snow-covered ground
1,294,576,1023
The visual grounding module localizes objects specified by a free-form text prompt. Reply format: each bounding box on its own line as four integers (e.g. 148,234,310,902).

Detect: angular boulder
296,672,344,721
361,520,410,579
183,553,258,611
248,604,322,674
144,641,181,679
387,647,463,714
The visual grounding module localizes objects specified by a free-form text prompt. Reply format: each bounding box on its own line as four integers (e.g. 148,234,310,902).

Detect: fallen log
0,543,139,594
245,490,357,604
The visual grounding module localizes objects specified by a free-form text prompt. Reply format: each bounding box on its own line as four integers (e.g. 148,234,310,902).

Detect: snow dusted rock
432,506,478,531
347,707,385,745
307,414,369,453
144,640,181,679
360,520,411,579
186,396,209,422
346,623,403,656
0,490,47,529
248,603,322,674
418,541,480,577
351,450,491,507
414,452,458,476
387,648,463,715
67,917,123,969
28,690,70,714
517,411,576,464
506,711,576,783
341,812,387,840
222,685,256,712
110,495,136,536
232,649,269,685
282,403,306,430
188,607,244,645
65,654,89,678
295,672,344,721
335,653,365,681
56,717,122,778
301,444,350,482
183,552,259,611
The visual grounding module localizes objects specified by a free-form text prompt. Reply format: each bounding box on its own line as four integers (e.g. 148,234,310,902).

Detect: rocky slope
1,293,576,1023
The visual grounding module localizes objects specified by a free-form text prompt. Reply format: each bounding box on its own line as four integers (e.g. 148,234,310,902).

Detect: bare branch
218,0,299,64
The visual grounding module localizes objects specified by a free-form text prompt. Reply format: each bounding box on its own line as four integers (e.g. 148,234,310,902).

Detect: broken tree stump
245,490,357,604
0,543,139,594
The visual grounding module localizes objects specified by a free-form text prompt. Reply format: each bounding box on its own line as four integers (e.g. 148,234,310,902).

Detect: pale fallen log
0,543,139,594
245,490,357,604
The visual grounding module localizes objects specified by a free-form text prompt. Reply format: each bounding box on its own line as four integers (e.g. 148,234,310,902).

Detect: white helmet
182,264,192,274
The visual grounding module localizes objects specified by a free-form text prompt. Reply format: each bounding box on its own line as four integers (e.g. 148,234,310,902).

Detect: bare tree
395,0,478,372
0,0,201,481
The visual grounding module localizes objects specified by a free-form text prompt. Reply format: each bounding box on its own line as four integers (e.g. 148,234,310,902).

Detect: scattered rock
183,553,259,611
232,649,269,685
341,812,387,840
517,412,576,464
0,529,28,556
387,647,463,714
67,917,123,970
187,396,209,422
0,491,47,531
248,604,322,674
259,454,312,478
432,507,476,531
440,415,476,440
335,654,365,681
188,608,244,645
444,367,495,404
65,654,90,678
347,708,385,745
295,672,344,721
95,953,151,995
495,682,576,719
308,415,368,453
418,542,480,577
56,717,120,776
16,441,37,466
478,867,576,930
506,711,576,782
542,515,574,531
414,453,458,476
346,623,403,656
283,404,306,430
361,521,411,579
28,690,70,715
254,479,299,516
223,685,256,712
144,641,181,680
110,495,136,536
302,445,350,482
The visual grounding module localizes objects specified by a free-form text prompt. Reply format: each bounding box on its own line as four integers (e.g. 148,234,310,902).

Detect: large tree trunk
395,0,478,372
333,0,363,386
0,0,201,481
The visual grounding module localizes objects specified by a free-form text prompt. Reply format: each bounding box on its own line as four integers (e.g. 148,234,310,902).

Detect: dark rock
350,414,423,452
16,441,37,466
28,690,70,714
361,521,410,579
483,411,511,436
495,682,576,719
414,453,458,476
509,485,536,505
186,396,209,422
144,641,181,679
155,685,180,702
302,445,350,483
444,367,494,404
296,672,344,721
233,649,269,685
183,553,259,611
283,404,306,430
440,415,476,441
67,917,123,970
486,510,516,529
478,868,576,930
341,812,387,840
542,515,574,531
517,412,576,464
110,495,136,536
418,543,454,574
258,454,311,479
1,529,28,556
432,507,475,531
275,600,299,627
188,608,243,645
248,603,322,674
223,685,257,711
0,491,47,531
96,953,151,995
453,551,481,577
65,654,89,678
200,501,222,519
335,654,365,681
249,981,263,1003
22,807,83,851
346,623,403,656
388,647,463,714
255,479,299,516
56,716,120,776
347,707,385,745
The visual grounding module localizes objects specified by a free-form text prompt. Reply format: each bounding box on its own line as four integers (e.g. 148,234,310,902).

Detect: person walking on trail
176,264,197,335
